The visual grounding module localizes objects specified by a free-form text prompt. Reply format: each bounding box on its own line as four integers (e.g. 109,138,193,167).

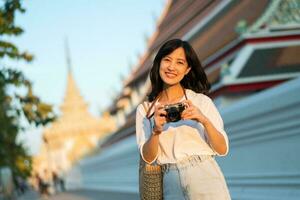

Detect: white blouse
135,89,229,165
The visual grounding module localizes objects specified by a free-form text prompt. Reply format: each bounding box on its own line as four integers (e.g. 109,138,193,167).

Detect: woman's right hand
152,103,167,135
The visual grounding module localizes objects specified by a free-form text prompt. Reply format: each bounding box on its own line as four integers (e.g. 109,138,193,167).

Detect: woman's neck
160,84,185,104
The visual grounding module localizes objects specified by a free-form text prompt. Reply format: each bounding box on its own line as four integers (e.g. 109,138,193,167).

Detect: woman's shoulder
137,102,147,114
185,89,212,103
137,101,153,116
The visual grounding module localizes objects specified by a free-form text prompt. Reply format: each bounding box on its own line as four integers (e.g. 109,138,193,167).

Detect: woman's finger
182,112,197,120
153,103,164,117
182,110,192,117
182,107,193,116
183,100,193,107
157,108,167,116
157,116,166,124
154,104,162,111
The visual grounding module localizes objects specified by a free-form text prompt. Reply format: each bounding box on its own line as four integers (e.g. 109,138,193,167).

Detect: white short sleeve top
135,89,229,164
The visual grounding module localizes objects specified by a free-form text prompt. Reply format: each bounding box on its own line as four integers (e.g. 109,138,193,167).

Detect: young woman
136,39,231,200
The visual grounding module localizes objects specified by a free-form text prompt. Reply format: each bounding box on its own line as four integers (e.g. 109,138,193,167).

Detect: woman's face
159,47,191,87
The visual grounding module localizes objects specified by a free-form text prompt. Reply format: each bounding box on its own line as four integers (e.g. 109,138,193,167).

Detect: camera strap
183,88,188,100
144,94,161,119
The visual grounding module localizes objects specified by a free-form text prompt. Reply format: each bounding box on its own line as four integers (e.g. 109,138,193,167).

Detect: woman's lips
165,72,177,78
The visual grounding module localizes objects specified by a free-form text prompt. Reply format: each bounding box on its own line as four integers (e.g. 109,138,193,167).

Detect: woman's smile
165,71,177,78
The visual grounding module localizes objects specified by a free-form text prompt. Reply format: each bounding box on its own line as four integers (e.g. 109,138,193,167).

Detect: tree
0,0,55,179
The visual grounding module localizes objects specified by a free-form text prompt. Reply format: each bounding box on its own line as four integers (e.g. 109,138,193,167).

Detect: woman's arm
137,103,166,164
182,99,228,156
202,118,227,155
142,134,160,163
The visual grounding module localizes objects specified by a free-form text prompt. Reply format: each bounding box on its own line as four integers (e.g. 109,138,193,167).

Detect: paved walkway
16,190,40,200
17,189,139,200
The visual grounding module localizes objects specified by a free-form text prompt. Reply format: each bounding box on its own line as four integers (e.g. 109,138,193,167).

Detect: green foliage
0,0,33,61
0,0,55,179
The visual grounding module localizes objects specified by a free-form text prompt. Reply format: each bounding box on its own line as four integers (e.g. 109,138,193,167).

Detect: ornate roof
43,72,102,140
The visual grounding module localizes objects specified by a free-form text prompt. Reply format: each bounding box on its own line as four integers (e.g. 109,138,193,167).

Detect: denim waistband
161,155,214,173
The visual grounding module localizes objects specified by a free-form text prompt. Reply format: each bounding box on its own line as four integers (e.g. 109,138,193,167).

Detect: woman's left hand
181,100,209,125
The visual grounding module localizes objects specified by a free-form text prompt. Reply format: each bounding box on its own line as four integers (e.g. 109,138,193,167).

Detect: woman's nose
167,61,176,71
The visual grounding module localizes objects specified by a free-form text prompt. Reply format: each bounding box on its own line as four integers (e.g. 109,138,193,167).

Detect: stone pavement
17,189,139,200
16,190,40,200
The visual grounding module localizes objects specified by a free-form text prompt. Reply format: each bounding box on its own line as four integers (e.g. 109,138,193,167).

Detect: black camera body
164,102,186,122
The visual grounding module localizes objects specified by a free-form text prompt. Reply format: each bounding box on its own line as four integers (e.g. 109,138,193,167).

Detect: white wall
217,76,300,200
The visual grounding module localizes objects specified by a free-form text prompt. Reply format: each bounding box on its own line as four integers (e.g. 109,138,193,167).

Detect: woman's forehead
166,47,186,60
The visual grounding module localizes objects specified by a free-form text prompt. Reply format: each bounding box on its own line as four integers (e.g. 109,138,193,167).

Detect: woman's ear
185,67,191,75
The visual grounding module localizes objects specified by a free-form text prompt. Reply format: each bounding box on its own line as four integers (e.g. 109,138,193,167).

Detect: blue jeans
162,155,231,200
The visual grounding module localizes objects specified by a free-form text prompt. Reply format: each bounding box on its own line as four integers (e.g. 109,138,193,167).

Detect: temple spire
65,37,72,74
62,37,86,114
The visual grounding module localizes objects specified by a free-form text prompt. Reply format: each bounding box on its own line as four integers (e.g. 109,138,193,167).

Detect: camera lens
166,107,181,122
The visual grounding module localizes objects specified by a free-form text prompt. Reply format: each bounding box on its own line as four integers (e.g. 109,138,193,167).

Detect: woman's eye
178,62,184,65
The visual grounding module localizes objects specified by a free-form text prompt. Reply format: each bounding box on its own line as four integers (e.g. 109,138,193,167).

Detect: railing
66,77,300,199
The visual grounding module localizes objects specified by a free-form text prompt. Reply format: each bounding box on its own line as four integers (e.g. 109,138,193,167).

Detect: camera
164,102,186,122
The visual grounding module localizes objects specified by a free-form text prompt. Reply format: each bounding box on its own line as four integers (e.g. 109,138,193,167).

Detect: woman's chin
163,80,181,87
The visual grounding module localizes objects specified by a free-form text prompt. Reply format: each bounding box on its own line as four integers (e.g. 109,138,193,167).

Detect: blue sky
12,0,165,155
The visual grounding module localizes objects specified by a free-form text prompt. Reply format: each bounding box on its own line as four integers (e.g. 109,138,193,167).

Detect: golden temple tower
33,41,116,175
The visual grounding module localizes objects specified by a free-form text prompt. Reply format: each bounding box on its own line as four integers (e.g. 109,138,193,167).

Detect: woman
136,39,231,200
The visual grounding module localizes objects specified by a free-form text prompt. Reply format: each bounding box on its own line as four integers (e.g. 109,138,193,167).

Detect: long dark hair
148,38,211,102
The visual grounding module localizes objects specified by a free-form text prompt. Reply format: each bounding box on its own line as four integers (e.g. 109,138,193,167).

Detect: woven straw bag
139,101,163,200
139,159,163,200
